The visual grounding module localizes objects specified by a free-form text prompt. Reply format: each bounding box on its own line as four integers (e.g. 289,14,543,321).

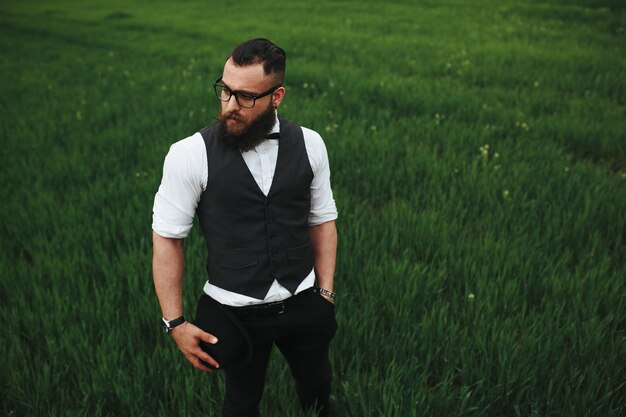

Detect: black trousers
222,288,337,417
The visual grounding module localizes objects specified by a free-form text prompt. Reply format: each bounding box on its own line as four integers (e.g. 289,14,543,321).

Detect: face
218,58,285,138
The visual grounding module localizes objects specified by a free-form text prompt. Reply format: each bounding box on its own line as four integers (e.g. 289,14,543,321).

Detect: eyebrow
221,80,259,96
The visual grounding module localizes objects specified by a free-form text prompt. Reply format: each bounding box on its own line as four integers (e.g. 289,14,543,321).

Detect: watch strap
317,287,336,302
162,315,185,333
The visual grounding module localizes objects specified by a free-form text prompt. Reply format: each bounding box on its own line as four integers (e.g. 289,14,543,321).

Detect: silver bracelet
318,288,336,301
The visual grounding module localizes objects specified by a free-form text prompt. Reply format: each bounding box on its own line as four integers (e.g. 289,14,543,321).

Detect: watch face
161,318,171,333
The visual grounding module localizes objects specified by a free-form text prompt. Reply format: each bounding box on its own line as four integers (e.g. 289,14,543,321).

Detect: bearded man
152,38,338,417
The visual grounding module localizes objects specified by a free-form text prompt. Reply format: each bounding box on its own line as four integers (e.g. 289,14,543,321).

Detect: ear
272,86,286,108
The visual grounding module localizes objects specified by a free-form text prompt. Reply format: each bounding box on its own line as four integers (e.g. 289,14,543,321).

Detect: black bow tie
266,132,280,140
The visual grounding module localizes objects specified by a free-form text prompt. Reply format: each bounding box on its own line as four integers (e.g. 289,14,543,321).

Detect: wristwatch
161,315,185,333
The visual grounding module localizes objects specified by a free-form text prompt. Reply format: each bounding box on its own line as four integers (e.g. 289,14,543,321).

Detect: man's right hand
170,322,220,372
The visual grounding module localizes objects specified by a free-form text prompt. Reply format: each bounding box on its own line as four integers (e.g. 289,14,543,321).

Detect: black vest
196,118,314,299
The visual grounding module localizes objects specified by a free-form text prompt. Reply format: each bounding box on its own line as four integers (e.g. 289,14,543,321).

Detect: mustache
216,102,275,153
219,111,245,123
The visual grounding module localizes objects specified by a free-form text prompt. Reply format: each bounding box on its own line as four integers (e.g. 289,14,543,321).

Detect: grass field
1,0,625,416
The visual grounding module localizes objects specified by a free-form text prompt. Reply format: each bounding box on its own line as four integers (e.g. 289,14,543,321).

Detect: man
152,38,338,417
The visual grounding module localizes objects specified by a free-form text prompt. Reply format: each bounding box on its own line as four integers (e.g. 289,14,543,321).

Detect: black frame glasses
212,76,280,109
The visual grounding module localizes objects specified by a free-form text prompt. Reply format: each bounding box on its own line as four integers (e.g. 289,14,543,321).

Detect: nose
224,94,241,113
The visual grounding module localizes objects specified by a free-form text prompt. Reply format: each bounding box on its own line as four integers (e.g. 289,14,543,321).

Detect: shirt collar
269,111,280,137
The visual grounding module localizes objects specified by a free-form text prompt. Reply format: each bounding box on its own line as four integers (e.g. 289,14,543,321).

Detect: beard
217,103,276,152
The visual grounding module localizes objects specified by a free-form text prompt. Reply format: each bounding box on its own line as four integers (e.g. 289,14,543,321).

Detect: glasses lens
236,94,255,108
214,84,230,102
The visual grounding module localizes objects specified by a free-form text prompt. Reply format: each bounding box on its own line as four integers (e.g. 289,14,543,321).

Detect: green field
1,0,625,416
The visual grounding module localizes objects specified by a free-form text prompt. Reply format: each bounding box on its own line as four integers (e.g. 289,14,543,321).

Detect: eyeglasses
212,76,280,109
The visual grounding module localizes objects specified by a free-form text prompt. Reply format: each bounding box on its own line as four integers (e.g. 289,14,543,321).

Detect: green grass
1,0,625,416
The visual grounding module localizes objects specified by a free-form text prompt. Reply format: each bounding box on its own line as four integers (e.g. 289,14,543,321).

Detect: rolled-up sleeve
152,134,206,238
303,127,338,226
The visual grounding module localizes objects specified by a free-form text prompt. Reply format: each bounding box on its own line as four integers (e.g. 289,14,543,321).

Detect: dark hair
229,38,286,84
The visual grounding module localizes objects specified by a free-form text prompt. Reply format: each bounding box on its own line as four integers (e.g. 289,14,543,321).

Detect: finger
185,352,214,372
195,349,220,369
188,323,219,344
194,357,214,373
199,331,218,345
188,342,218,365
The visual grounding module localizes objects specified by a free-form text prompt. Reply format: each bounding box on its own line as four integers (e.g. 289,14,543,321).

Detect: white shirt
152,115,338,306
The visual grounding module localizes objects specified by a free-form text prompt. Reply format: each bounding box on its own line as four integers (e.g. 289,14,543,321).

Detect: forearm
309,220,337,292
152,231,185,320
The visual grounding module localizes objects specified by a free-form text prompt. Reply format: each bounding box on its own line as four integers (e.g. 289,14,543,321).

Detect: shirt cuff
151,222,192,239
309,212,338,227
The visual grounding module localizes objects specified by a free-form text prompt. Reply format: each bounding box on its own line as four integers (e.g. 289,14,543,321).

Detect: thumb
197,329,218,344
